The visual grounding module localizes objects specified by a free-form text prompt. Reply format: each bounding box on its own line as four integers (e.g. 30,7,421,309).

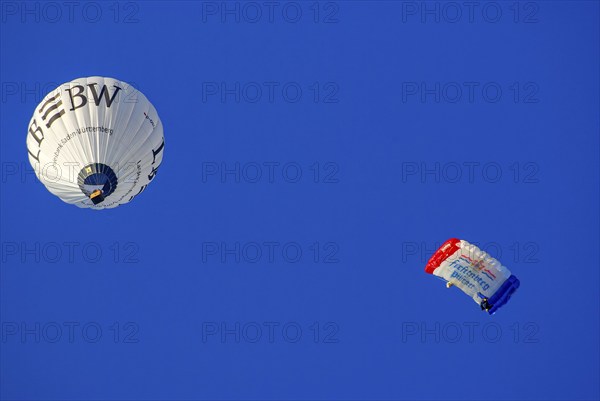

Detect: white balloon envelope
26,76,164,209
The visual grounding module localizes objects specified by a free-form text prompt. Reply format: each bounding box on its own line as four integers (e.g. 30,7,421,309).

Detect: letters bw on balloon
26,77,165,209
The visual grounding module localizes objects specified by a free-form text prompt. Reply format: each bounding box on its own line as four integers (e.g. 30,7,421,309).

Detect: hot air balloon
425,238,520,314
26,76,164,209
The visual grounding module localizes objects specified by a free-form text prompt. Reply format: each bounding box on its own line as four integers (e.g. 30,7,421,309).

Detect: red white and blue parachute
425,238,520,314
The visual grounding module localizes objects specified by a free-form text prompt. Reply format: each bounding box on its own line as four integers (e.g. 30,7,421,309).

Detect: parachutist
480,298,492,312
446,282,453,288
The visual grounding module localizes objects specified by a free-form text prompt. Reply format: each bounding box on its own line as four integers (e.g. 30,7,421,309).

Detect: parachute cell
26,77,164,209
425,238,520,314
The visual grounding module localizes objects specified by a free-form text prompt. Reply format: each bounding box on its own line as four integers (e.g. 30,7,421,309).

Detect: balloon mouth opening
77,163,118,204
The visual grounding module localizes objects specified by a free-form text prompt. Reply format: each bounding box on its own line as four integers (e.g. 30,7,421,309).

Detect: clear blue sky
1,1,599,400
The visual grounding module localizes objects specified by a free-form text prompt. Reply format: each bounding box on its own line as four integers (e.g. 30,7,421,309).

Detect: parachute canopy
425,238,520,314
26,77,164,209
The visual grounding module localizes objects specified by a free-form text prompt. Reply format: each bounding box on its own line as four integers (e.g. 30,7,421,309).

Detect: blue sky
1,1,599,400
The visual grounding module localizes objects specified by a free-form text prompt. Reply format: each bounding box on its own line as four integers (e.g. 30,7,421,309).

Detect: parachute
26,77,164,209
425,238,520,314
